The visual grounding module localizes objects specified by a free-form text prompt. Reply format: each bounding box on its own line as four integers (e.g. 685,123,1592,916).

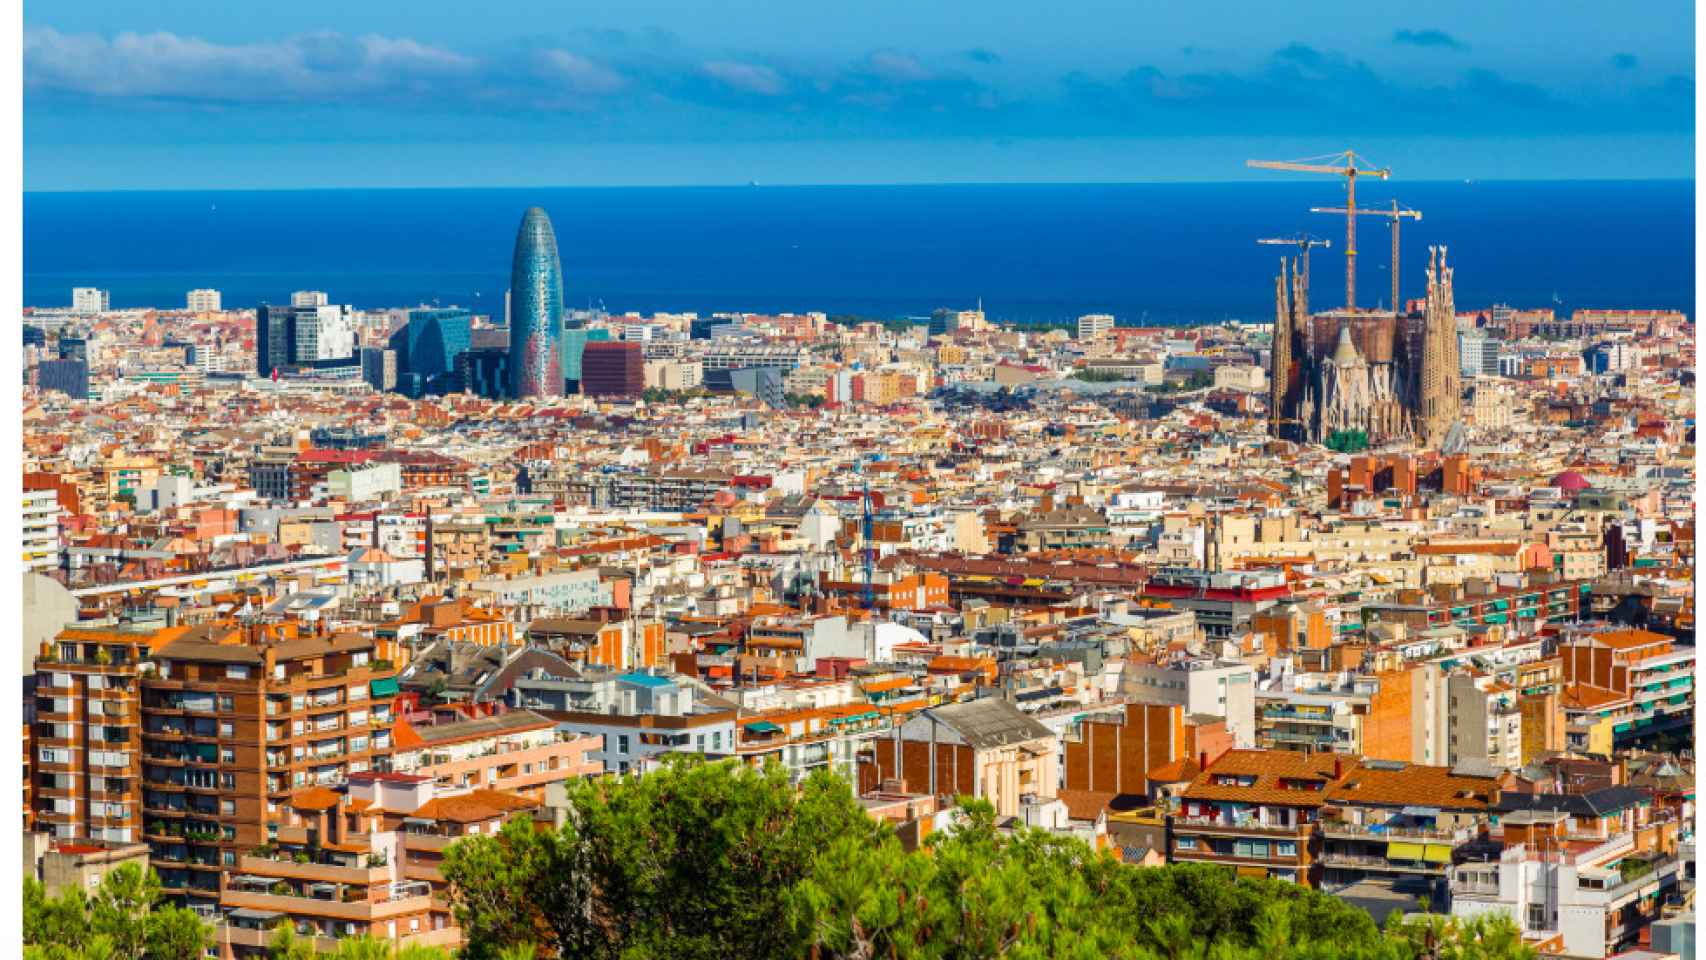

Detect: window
1276,841,1296,857
1525,903,1549,931
219,722,234,738
227,665,249,680
220,748,235,764
1175,837,1198,850
217,695,234,713
617,735,629,754
221,800,236,815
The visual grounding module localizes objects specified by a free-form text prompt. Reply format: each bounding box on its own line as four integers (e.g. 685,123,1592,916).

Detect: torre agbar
507,207,566,398
1269,246,1463,449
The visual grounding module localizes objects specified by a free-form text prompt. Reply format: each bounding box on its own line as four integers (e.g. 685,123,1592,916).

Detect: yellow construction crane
1310,200,1421,316
1247,150,1391,311
1256,235,1330,308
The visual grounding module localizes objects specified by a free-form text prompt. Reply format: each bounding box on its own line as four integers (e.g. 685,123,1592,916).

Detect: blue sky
24,0,1696,189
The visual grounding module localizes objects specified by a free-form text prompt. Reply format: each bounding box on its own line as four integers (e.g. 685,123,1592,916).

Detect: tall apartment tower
34,626,165,845
186,289,222,313
1418,246,1462,449
507,207,565,398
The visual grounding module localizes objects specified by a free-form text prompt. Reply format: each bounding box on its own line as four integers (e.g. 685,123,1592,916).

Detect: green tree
444,756,883,960
267,923,315,960
142,906,210,960
89,864,160,960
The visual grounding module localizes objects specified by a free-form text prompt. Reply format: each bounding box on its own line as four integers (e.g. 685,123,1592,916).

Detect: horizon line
23,175,1697,196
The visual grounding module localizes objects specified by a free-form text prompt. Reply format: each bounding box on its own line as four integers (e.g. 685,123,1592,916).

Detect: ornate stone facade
1269,247,1462,448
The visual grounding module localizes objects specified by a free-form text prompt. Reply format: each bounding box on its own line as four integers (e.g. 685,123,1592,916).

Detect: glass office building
507,207,565,398
389,307,472,397
561,327,612,393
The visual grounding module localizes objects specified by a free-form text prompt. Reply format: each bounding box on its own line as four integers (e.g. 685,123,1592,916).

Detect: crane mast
1247,151,1391,311
1310,200,1421,316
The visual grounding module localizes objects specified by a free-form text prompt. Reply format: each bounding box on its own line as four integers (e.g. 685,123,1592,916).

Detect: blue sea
22,181,1695,325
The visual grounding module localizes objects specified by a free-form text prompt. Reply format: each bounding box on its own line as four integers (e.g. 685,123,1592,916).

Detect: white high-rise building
294,304,359,363
186,288,222,312
291,290,330,308
1076,313,1115,341
23,489,61,571
71,288,109,314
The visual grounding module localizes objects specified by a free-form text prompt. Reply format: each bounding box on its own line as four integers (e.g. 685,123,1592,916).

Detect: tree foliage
444,759,1534,960
23,865,210,960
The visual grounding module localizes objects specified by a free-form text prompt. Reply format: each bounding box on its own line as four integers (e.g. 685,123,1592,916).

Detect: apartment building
1316,760,1497,889
217,773,537,958
1254,690,1364,756
508,668,738,774
1121,657,1256,747
1451,807,1683,958
735,702,886,784
1170,749,1340,887
1559,629,1695,751
24,488,62,571
389,710,600,798
138,625,400,913
871,698,1058,818
35,624,183,846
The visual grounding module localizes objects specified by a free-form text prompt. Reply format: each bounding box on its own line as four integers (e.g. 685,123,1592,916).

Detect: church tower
1418,246,1462,448
1269,258,1292,437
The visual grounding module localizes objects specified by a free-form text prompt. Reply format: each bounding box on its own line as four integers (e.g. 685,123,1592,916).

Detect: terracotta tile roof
1057,788,1118,821
1561,683,1630,710
1146,757,1201,783
1579,629,1671,653
1181,749,1340,808
287,787,343,812
1325,762,1498,810
411,789,538,824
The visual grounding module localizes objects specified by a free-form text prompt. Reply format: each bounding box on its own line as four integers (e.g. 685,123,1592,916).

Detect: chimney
1198,750,1208,772
1333,757,1343,779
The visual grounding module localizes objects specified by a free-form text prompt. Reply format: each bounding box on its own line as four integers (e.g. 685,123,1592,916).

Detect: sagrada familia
1269,246,1462,449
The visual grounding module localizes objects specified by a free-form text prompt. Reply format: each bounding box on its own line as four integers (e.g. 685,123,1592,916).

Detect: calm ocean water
22,181,1695,325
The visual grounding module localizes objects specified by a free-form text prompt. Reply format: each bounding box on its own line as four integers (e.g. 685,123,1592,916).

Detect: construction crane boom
1247,151,1391,311
1310,201,1420,316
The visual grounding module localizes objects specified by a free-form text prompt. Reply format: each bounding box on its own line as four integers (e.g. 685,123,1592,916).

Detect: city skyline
23,1,1696,189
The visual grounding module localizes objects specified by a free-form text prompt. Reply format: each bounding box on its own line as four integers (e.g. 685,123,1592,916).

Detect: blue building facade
390,307,472,397
507,207,565,398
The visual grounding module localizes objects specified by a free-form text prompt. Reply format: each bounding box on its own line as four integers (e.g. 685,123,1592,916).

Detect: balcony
1260,707,1335,724
238,854,388,886
1319,821,1473,843
1173,816,1309,838
221,882,434,922
1574,858,1681,908
1318,852,1445,875
1171,845,1301,866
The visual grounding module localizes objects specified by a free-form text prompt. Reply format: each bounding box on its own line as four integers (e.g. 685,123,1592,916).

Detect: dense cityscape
18,170,1696,960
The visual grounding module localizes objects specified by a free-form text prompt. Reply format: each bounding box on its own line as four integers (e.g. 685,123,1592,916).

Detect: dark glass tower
507,207,565,398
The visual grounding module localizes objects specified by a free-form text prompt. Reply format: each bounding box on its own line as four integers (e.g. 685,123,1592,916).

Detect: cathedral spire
1270,258,1292,437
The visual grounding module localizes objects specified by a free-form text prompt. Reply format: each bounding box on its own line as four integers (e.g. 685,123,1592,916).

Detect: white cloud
539,50,626,95
866,52,930,82
24,27,473,102
702,60,784,96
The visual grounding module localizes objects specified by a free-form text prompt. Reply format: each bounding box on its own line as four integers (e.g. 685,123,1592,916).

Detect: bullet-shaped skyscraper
507,207,565,398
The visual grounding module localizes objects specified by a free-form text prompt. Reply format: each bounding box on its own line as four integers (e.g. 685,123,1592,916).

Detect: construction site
1253,151,1462,452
